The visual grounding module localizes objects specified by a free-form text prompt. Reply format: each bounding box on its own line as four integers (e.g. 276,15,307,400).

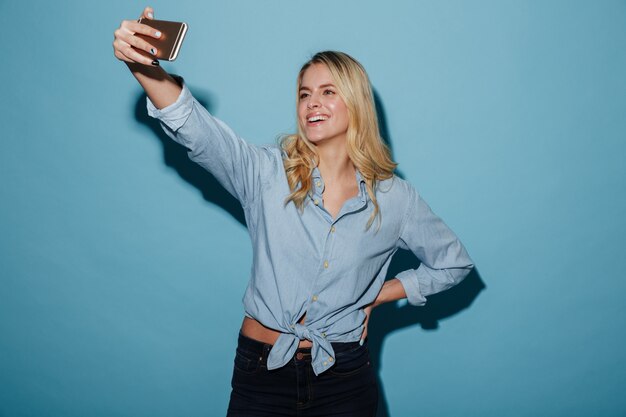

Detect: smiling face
297,63,350,146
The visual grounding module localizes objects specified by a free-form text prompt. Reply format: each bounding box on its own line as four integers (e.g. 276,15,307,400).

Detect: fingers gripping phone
136,18,188,61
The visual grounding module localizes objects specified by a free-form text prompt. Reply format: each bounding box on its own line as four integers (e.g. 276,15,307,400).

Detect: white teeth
308,115,328,122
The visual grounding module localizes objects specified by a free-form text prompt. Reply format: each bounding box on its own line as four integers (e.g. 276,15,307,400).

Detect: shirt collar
311,166,368,202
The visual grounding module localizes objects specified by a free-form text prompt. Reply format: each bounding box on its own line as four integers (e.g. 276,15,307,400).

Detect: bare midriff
241,316,313,348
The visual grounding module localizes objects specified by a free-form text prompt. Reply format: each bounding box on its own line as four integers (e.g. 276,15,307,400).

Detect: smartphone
136,18,188,61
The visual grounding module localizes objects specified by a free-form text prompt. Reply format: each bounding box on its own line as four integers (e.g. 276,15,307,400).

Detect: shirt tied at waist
267,323,336,376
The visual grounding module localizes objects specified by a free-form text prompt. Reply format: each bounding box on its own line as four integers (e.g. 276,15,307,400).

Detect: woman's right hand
112,6,162,66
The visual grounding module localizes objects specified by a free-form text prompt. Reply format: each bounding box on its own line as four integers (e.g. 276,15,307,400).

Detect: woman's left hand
360,278,407,342
361,304,373,342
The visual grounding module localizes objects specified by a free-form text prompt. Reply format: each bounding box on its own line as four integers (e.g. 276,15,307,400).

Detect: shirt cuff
396,269,427,306
146,75,193,132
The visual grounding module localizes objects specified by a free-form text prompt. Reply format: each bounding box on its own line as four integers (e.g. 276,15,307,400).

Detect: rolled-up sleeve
395,186,474,306
146,76,276,208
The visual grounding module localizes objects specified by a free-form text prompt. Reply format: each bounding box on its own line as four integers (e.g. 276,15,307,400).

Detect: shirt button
312,295,318,301
329,357,334,362
314,199,319,205
315,180,321,187
323,361,328,366
324,261,329,268
322,332,326,338
330,226,335,233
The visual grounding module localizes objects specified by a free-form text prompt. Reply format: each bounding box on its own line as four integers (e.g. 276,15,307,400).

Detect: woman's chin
305,134,345,146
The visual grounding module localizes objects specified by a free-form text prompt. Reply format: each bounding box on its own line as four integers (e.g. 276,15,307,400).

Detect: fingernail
155,31,161,38
152,60,159,66
359,339,364,346
150,48,156,55
148,12,154,19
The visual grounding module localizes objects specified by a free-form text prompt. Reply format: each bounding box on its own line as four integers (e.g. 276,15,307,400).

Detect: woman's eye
299,93,309,99
324,89,335,95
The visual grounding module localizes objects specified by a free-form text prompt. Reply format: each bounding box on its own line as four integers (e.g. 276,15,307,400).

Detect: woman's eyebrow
299,83,335,91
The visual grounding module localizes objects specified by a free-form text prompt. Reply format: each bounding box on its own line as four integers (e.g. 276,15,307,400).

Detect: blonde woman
113,7,473,417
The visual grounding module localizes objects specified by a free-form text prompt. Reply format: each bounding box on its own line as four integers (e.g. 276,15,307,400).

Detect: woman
113,7,474,416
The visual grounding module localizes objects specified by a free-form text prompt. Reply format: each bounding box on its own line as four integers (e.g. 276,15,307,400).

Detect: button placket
306,204,337,323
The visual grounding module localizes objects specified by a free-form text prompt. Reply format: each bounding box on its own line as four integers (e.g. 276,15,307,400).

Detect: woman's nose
307,95,321,109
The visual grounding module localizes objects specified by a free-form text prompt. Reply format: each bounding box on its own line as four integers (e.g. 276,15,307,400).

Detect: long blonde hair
280,51,397,229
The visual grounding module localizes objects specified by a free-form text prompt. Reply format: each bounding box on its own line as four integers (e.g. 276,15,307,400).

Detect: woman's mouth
307,114,330,125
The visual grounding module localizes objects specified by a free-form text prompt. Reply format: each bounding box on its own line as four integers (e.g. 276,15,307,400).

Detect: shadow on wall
370,259,485,417
133,88,247,227
372,89,486,416
134,87,486,417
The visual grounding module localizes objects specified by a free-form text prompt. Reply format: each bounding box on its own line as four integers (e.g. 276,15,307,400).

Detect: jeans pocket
328,345,371,377
233,348,261,374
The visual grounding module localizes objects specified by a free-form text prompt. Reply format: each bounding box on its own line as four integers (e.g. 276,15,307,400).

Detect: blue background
1,1,625,416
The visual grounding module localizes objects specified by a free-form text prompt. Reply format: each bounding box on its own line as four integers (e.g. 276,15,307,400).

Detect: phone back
136,19,188,61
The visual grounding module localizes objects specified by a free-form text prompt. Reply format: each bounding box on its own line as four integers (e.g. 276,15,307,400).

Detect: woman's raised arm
113,7,279,208
112,6,181,109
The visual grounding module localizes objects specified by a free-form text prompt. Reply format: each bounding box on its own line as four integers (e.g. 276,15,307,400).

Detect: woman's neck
316,143,355,185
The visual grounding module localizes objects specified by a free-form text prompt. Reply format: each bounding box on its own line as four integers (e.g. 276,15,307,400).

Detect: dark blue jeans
226,333,378,417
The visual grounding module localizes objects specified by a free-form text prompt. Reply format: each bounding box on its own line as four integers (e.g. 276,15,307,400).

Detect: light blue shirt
147,79,474,376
